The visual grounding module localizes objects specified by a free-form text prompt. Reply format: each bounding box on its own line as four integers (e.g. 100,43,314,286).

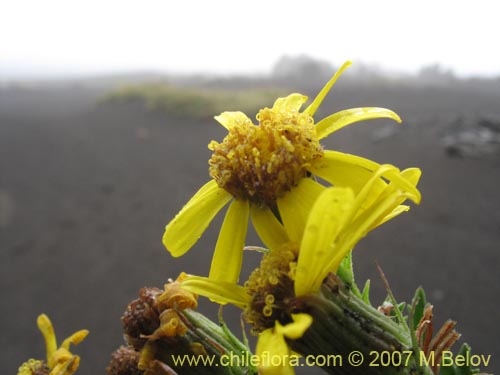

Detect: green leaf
411,287,427,330
336,251,361,298
438,343,483,375
457,343,483,375
361,279,371,304
397,302,407,314
455,343,472,375
439,364,456,375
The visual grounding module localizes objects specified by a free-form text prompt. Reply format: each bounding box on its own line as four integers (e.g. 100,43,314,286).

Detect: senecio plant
18,62,489,375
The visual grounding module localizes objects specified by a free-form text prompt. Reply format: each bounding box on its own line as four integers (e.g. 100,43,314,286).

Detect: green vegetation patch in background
102,83,287,120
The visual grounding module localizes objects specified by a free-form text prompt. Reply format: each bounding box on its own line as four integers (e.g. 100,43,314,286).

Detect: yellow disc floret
244,242,298,334
209,97,323,206
17,359,46,375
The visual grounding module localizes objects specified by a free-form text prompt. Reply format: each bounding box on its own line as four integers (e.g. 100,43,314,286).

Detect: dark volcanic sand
1,81,499,375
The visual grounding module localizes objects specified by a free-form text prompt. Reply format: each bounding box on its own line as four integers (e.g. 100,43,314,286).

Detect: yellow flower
163,61,417,283
17,314,88,375
179,164,420,374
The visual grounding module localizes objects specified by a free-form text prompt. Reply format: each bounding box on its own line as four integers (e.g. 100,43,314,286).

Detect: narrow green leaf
439,363,456,375
361,279,371,304
412,287,427,330
336,251,361,297
455,343,479,375
397,302,407,315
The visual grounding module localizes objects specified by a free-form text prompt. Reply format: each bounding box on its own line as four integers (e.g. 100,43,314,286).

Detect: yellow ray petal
317,164,421,276
51,356,79,375
349,164,420,222
400,167,422,188
324,192,404,274
308,150,383,193
315,107,402,140
358,166,422,221
382,168,421,204
353,191,405,237
209,199,249,283
279,313,313,339
256,329,295,375
364,195,410,231
343,164,394,224
384,167,421,213
184,179,224,208
272,93,308,113
37,314,57,368
255,314,312,375
60,330,89,351
214,111,253,130
181,275,249,309
380,167,422,203
364,168,421,230
163,180,232,257
277,178,324,242
250,205,289,251
304,60,352,116
371,204,410,231
295,188,355,296
317,150,380,170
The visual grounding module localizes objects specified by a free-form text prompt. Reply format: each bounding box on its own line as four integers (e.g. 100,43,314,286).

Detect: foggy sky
1,0,498,78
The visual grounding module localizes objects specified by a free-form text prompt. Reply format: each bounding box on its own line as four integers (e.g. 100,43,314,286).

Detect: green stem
290,274,434,375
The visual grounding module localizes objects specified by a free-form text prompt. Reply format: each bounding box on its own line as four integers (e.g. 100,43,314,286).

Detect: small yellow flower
17,314,88,375
163,61,417,283
180,164,420,374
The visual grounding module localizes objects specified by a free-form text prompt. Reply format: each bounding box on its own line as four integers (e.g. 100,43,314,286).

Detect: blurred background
1,1,499,374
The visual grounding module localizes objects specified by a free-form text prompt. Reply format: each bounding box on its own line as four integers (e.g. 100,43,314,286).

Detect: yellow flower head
17,314,88,375
181,164,420,319
180,163,421,374
163,61,414,284
208,94,322,206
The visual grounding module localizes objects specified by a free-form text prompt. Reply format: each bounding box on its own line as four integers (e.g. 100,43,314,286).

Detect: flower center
208,106,323,206
243,242,298,334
